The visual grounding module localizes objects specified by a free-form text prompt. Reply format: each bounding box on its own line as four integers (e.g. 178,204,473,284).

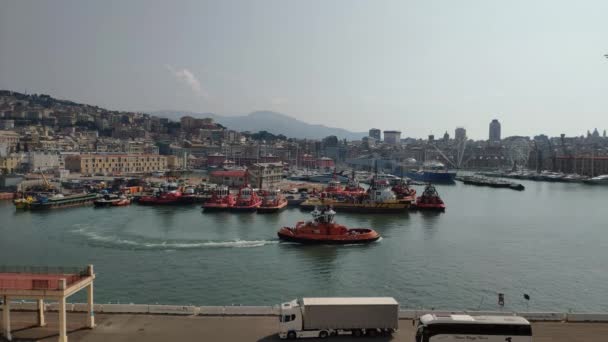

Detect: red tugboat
138,190,183,205
392,178,416,203
414,184,445,211
201,186,236,211
231,184,262,212
257,189,288,213
277,207,381,244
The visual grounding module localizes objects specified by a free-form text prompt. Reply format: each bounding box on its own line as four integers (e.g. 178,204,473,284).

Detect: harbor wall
3,302,608,322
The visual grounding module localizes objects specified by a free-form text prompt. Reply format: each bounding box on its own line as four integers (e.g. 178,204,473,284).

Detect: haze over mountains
150,110,367,140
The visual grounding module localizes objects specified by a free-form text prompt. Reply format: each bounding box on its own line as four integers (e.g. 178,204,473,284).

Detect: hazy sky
1,0,607,139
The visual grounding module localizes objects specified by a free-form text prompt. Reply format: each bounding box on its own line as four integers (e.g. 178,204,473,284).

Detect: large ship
405,162,456,183
23,192,99,210
277,207,380,244
300,178,410,213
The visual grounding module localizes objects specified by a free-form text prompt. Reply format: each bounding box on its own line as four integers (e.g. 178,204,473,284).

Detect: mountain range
149,110,367,140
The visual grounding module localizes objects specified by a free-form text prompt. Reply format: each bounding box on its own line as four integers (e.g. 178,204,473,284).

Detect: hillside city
1,89,608,190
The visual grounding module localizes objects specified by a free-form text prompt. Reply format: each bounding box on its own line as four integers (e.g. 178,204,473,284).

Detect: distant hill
150,110,367,140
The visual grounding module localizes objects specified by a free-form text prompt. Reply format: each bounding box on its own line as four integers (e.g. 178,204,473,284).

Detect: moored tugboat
230,185,262,212
138,190,183,205
391,178,416,203
257,189,288,213
94,193,121,207
277,207,380,244
201,186,236,211
300,177,410,213
413,184,446,211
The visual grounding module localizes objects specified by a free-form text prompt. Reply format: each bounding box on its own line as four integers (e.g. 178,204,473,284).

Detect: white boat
583,174,608,185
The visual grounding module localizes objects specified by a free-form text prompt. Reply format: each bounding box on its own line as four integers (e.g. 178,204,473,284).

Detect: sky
1,0,607,140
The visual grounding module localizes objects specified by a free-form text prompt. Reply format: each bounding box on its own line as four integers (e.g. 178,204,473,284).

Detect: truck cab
279,299,303,339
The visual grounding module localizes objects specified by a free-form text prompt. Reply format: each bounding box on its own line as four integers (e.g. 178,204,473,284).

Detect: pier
1,309,608,341
0,266,95,342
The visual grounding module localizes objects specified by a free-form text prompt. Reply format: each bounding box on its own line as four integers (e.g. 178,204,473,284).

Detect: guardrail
2,303,608,322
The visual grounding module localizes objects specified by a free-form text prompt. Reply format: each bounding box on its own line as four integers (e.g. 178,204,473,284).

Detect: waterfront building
555,156,608,177
368,128,381,141
249,162,284,189
0,130,19,149
26,152,61,172
383,130,401,145
64,153,167,175
0,154,22,174
455,127,466,141
489,119,501,142
209,170,247,188
0,120,14,130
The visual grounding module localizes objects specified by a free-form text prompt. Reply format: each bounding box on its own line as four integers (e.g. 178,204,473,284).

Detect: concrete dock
2,311,608,342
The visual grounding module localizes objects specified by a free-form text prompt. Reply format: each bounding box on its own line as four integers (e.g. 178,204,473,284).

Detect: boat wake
70,227,279,250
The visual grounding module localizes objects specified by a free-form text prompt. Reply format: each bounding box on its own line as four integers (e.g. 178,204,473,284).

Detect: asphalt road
1,312,608,341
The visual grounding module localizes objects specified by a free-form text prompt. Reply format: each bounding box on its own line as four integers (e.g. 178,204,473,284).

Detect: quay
1,310,608,341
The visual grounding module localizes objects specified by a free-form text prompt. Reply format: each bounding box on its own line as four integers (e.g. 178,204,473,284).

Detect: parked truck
278,297,399,339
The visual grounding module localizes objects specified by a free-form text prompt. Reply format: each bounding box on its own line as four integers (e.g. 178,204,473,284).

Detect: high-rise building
455,127,467,141
383,130,401,145
369,128,381,141
489,119,501,142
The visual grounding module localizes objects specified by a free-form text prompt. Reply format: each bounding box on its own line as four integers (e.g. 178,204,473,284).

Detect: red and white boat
414,184,445,211
231,184,262,212
278,207,380,244
138,190,183,205
257,189,288,213
202,186,236,211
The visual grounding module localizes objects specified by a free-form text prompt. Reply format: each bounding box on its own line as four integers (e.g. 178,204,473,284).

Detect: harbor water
0,180,606,311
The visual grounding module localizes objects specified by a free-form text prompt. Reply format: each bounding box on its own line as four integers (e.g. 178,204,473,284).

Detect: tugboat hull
277,230,380,244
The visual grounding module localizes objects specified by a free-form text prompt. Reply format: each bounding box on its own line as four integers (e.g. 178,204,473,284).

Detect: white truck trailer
278,297,399,339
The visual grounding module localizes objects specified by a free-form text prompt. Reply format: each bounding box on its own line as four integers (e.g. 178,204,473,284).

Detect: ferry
201,186,236,211
405,162,456,184
257,189,288,213
277,207,380,244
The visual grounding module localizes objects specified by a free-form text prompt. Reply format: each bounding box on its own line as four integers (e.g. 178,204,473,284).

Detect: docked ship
308,172,350,183
24,192,99,210
230,184,262,212
138,190,183,205
201,186,236,211
413,184,446,211
285,192,309,206
257,189,288,213
300,178,410,213
277,207,380,244
405,162,456,183
94,194,131,207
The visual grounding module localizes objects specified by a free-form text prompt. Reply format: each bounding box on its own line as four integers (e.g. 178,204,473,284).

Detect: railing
0,265,89,276
0,265,90,290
